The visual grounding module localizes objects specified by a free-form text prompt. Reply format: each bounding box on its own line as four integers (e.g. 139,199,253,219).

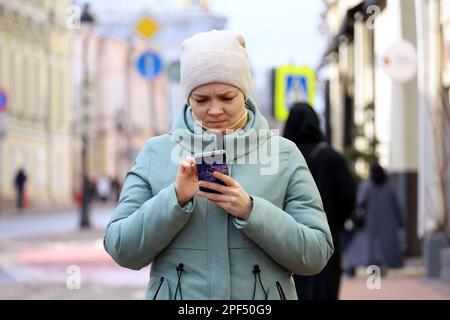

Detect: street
0,205,449,300
0,205,148,299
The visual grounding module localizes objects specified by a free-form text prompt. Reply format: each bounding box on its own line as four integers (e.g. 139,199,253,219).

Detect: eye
194,99,208,104
221,96,234,101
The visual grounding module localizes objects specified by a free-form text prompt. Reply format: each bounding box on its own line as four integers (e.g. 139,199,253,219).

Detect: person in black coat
283,102,356,300
14,168,27,211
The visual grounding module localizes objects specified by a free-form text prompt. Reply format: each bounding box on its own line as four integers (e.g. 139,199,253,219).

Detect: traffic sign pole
136,50,163,135
135,16,160,136
146,55,157,135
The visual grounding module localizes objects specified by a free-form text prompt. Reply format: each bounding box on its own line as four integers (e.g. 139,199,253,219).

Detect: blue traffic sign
286,75,308,109
136,51,163,79
0,88,8,112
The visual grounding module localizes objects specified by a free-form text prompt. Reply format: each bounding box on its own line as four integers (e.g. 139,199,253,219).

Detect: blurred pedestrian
96,176,112,202
343,163,404,276
14,168,27,211
111,176,122,202
74,180,83,207
104,30,334,300
88,178,96,203
283,102,356,300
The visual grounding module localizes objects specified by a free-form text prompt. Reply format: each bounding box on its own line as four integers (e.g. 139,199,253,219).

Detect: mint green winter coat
104,100,333,300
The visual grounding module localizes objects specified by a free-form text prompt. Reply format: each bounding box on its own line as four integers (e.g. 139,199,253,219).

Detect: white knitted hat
180,29,252,100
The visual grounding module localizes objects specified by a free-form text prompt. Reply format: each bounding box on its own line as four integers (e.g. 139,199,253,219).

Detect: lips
206,120,227,127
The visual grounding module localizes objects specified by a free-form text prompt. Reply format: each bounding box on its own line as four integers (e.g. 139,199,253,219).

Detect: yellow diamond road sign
135,17,159,40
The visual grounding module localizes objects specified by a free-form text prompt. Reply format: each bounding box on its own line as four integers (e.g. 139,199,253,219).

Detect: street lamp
80,3,95,229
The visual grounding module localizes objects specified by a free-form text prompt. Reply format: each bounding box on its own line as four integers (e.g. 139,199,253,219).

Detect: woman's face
188,83,246,132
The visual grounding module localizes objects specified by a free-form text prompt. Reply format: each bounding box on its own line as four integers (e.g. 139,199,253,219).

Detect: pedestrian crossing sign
273,65,316,121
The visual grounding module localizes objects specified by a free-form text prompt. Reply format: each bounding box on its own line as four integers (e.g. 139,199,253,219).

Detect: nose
208,101,224,116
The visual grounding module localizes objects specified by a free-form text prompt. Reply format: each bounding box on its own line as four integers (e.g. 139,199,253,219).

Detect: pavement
1,204,450,300
339,265,450,300
0,204,148,300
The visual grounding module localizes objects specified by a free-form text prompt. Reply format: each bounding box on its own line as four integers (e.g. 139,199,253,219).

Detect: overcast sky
208,0,327,74
77,0,327,75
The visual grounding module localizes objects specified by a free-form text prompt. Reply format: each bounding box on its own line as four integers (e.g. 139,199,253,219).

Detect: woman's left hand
198,171,253,220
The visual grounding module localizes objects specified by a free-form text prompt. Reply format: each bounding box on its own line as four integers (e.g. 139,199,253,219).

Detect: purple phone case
196,161,228,194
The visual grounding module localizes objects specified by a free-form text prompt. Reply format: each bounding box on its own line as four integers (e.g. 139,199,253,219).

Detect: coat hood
282,102,325,146
169,99,273,162
282,102,326,164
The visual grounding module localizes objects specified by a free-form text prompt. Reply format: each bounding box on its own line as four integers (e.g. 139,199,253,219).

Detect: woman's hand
198,171,253,220
175,156,198,206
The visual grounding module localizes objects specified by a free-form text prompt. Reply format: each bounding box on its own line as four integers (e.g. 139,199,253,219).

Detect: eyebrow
191,93,208,99
220,91,237,96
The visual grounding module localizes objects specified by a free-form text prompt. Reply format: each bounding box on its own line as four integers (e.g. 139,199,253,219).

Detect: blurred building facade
416,0,450,280
0,0,73,209
71,0,226,184
320,0,450,273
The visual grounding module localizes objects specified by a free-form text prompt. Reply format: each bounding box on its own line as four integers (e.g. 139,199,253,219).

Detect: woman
283,102,356,300
344,163,404,275
103,30,333,300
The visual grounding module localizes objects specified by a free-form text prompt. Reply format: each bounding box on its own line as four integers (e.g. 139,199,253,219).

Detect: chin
206,127,226,133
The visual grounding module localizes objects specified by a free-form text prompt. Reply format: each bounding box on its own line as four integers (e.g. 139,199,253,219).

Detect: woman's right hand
175,156,198,206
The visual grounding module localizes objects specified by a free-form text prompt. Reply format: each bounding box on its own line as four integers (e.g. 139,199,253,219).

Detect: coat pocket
146,276,171,300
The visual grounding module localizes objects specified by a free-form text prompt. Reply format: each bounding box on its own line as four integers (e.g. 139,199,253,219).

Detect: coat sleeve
103,141,195,270
233,143,334,275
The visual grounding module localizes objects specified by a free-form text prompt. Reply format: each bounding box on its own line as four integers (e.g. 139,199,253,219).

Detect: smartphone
194,150,228,194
